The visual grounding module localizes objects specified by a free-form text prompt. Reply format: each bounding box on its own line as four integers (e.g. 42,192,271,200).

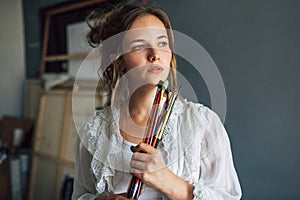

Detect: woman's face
122,14,172,86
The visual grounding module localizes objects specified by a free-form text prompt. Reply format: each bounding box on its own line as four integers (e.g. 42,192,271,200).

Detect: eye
131,44,146,51
158,41,169,47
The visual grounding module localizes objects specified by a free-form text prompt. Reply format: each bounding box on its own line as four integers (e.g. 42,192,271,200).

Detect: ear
109,54,117,62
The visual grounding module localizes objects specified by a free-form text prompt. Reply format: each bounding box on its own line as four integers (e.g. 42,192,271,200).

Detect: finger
114,193,129,200
131,151,149,162
117,192,127,196
130,145,141,153
130,167,143,175
130,159,146,171
138,142,157,153
130,143,148,153
131,142,157,153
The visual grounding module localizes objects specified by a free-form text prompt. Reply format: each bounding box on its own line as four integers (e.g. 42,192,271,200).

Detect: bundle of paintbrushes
127,80,178,200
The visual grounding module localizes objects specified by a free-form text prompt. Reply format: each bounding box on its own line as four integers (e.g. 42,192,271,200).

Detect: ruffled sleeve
192,110,242,200
72,110,111,200
72,140,100,200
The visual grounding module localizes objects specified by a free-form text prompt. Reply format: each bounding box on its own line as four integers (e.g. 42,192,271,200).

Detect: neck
128,84,157,124
119,84,158,143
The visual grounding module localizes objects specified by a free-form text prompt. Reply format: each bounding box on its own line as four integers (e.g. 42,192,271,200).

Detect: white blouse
72,98,242,200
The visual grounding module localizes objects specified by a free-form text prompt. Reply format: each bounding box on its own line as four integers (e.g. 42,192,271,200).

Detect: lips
147,65,164,73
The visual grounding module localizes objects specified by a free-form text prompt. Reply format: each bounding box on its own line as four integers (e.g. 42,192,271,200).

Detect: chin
146,76,167,86
128,72,168,88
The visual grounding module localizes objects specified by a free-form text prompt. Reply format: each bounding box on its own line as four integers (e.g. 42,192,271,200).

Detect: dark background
23,0,300,199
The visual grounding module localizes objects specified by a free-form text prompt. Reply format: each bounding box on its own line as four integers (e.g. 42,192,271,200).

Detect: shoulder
78,106,112,152
182,100,230,156
81,106,111,132
177,98,219,128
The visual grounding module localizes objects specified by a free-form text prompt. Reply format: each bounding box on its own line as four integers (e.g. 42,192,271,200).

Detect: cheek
123,54,141,71
161,51,172,66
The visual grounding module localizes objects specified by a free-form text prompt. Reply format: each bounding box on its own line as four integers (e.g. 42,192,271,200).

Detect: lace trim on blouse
81,99,218,198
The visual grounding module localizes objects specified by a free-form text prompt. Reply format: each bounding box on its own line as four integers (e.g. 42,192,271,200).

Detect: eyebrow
128,35,168,44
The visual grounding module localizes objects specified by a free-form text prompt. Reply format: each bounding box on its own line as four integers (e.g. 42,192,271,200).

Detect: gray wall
23,0,300,199
0,0,25,118
157,0,300,199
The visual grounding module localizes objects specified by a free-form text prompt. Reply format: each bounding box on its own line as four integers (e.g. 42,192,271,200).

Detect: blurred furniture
24,79,43,122
0,116,34,200
29,1,116,199
29,81,110,200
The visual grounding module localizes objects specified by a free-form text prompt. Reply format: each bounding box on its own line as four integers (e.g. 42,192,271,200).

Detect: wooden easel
31,1,110,199
39,0,107,78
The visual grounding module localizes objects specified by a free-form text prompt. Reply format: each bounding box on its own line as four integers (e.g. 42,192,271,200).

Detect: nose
148,48,160,62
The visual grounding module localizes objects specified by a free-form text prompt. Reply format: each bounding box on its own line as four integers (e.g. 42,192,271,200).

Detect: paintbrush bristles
162,80,169,90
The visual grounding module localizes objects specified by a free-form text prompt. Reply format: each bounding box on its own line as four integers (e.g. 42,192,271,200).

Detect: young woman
72,3,242,200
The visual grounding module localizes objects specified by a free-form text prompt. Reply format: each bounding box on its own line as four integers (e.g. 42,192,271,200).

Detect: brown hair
86,2,178,91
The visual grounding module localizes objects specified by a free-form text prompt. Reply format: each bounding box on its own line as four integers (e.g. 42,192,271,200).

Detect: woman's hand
130,143,169,189
130,143,194,200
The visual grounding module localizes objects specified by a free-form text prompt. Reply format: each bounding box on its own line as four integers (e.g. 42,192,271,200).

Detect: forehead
130,14,166,29
124,27,168,41
124,15,168,42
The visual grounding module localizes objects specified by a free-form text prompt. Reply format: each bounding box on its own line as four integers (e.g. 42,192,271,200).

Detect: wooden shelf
44,53,89,62
48,0,107,16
